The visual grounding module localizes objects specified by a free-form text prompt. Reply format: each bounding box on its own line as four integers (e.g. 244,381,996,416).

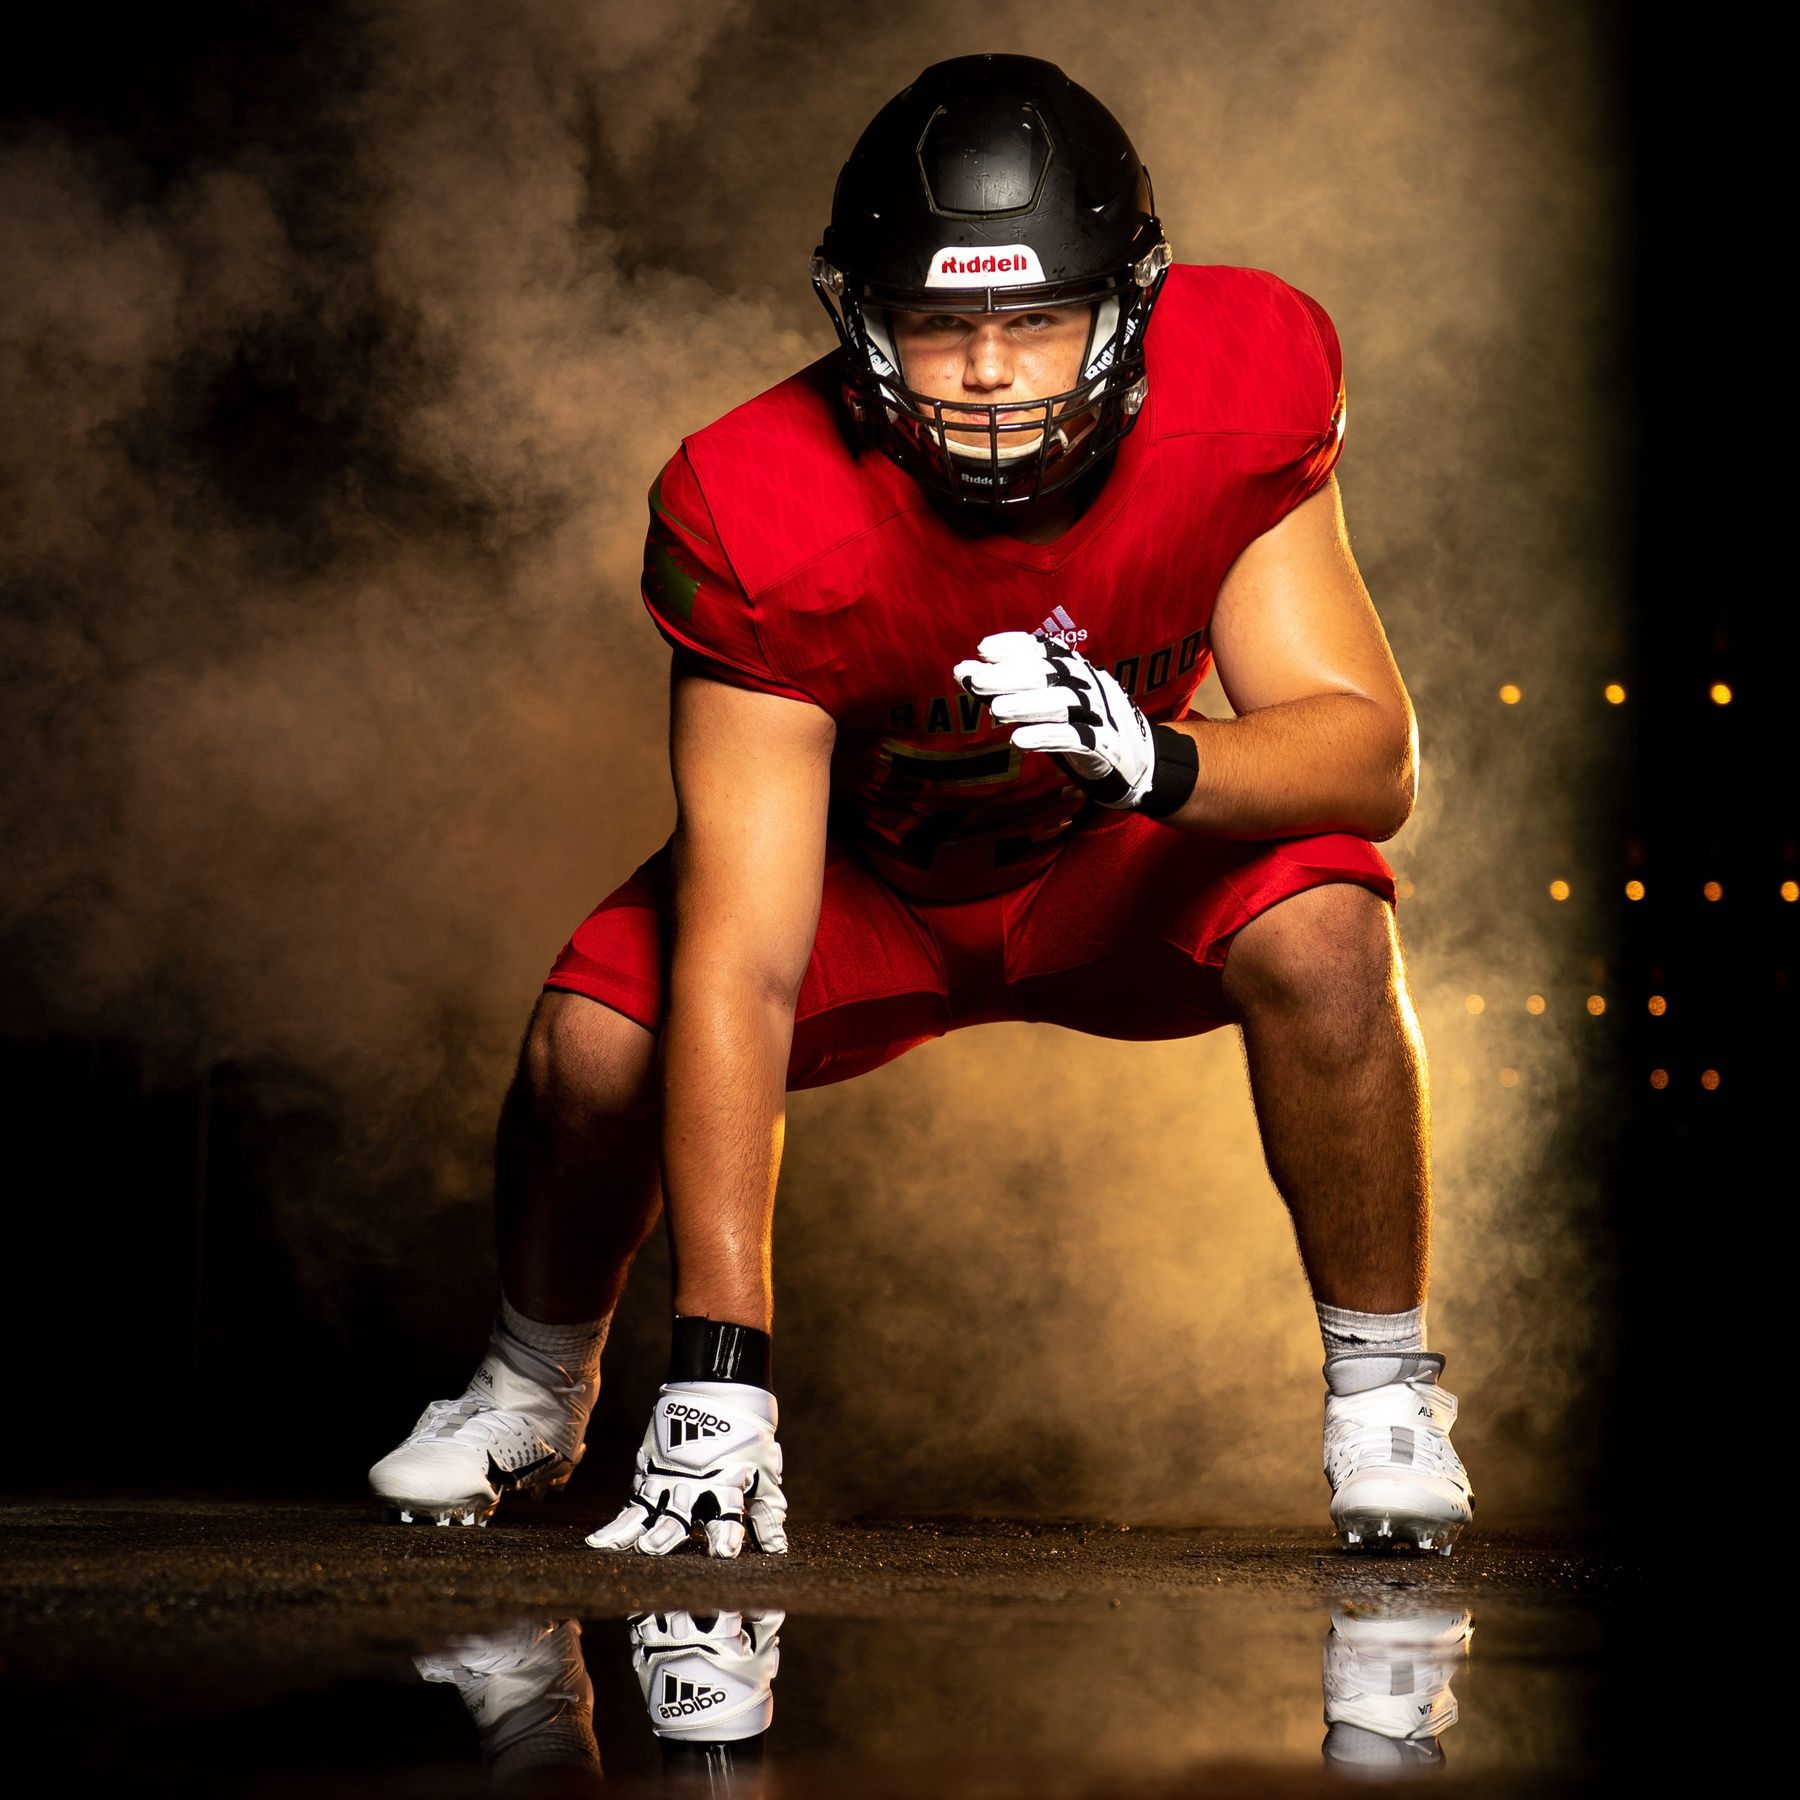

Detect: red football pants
543,812,1396,1091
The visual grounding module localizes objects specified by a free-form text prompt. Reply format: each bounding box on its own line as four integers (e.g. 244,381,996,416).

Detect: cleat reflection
1322,1602,1474,1776
416,1618,601,1792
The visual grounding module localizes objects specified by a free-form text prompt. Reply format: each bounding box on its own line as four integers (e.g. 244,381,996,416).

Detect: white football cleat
369,1330,598,1526
1323,1350,1474,1555
1322,1604,1473,1769
586,1382,789,1558
416,1617,600,1781
630,1608,785,1743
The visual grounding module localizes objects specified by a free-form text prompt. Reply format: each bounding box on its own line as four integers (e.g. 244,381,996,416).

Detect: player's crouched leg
368,991,663,1526
1216,879,1473,1553
1217,879,1399,1033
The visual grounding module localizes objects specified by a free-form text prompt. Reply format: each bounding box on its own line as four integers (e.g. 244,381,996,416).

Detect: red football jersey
640,263,1347,900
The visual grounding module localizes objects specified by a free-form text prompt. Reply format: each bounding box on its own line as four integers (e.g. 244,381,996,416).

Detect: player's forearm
1160,692,1415,840
658,961,795,1333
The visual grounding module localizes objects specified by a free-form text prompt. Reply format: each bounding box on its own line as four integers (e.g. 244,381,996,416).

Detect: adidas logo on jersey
1034,604,1088,650
659,1673,728,1719
664,1401,732,1445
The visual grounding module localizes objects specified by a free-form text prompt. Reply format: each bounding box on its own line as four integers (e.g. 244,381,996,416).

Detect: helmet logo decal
924,244,1047,288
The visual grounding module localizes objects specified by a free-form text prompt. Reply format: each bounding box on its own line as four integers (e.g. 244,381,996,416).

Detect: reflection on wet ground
1,1501,1628,1794
424,1603,1482,1793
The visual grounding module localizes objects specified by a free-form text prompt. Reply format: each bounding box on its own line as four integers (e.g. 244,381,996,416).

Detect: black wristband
1138,724,1200,818
668,1314,772,1388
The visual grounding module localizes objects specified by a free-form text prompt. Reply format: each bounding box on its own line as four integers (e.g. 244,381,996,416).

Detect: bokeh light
1647,995,1666,1016
1703,880,1722,901
1499,683,1522,705
1604,683,1626,704
1624,879,1645,900
1701,1069,1721,1090
1499,1067,1520,1088
1586,994,1606,1015
1649,1069,1669,1089
1464,994,1485,1014
1783,880,1798,903
1525,993,1546,1014
1549,879,1570,901
1709,682,1732,705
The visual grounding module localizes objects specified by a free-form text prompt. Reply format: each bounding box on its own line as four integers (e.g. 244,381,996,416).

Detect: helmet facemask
813,245,1169,505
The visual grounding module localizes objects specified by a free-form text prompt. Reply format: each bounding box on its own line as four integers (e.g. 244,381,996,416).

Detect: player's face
885,305,1094,455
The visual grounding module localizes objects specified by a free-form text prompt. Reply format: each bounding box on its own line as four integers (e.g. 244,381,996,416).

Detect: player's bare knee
1223,883,1395,1019
519,989,656,1123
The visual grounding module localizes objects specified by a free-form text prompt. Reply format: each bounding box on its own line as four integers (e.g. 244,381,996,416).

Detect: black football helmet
812,55,1171,506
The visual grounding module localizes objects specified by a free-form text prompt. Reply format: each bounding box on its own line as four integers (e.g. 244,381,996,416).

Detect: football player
370,55,1472,1557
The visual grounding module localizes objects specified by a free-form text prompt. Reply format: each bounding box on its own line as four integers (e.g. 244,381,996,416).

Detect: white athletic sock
1316,1300,1426,1359
499,1295,607,1385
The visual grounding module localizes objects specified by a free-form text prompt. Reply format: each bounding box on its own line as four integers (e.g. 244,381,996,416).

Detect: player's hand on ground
953,629,1156,807
585,1381,789,1558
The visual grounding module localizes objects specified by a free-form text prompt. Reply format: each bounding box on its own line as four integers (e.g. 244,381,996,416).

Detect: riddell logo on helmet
924,244,1046,289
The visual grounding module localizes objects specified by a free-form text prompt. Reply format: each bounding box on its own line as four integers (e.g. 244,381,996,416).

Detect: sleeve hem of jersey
1280,285,1344,510
677,436,827,709
645,600,821,706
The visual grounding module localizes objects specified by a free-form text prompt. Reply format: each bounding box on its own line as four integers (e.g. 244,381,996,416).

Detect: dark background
0,4,1775,1543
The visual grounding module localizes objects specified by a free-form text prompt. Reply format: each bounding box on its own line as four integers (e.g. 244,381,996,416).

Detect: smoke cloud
1,0,1628,1521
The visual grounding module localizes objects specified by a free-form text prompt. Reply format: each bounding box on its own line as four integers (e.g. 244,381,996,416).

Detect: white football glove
953,629,1157,808
630,1607,785,1743
585,1381,789,1558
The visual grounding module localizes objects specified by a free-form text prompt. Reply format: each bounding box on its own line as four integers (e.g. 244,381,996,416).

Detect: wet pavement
1,1495,1635,1794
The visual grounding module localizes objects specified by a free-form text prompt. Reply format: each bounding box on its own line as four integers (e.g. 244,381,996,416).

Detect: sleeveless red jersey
640,263,1347,901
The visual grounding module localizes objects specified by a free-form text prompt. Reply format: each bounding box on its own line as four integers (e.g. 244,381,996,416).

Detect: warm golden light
1647,994,1667,1016
1604,683,1626,704
1549,879,1570,901
1783,880,1799,902
1709,682,1732,705
1586,994,1606,1015
1464,994,1485,1014
1624,879,1645,900
1701,1068,1721,1090
1703,880,1722,901
1395,876,1416,900
1499,1067,1520,1088
1499,684,1521,704
1649,1068,1669,1089
1525,993,1546,1014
